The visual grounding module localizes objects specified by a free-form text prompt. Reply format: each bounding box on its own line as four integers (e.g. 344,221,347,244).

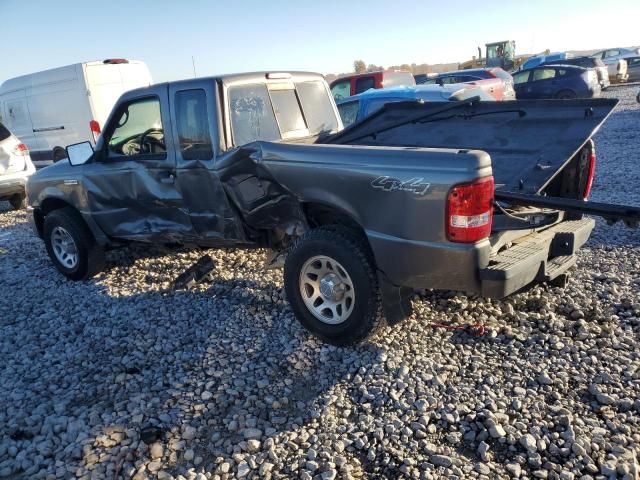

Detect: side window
175,89,213,160
440,76,458,85
295,81,339,135
532,69,556,81
355,76,375,94
604,49,619,58
228,84,280,146
512,71,530,84
107,97,165,157
337,101,359,127
331,80,351,100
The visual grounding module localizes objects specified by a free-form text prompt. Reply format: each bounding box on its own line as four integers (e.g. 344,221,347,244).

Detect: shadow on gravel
56,275,386,479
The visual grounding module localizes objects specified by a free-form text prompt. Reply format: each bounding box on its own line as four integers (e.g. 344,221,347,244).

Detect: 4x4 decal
371,176,431,196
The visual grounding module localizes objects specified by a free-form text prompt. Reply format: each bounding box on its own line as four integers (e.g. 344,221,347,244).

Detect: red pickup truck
330,70,415,100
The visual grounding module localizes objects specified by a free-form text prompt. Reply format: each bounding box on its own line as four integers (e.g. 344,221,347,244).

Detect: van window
229,84,280,146
331,79,351,100
355,76,375,94
107,97,165,157
296,81,339,134
269,89,306,135
175,89,213,160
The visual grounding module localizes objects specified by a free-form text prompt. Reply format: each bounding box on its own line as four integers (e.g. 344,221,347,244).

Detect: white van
0,59,152,164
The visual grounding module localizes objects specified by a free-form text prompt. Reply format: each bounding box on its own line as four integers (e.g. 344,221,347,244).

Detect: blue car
335,84,494,127
520,52,573,70
512,65,601,100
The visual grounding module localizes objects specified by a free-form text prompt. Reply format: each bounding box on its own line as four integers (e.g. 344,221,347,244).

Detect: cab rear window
228,81,339,146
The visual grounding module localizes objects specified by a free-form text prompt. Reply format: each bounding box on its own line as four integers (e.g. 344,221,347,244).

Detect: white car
591,48,639,83
0,121,35,209
0,59,152,166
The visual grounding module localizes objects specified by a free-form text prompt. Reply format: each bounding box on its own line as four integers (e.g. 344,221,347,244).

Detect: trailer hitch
495,192,640,228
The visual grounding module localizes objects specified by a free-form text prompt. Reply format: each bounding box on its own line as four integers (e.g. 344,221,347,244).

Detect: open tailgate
327,98,618,194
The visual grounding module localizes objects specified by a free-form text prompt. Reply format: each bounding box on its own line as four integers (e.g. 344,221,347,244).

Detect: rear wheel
43,207,105,280
556,89,577,99
284,227,383,346
9,194,26,210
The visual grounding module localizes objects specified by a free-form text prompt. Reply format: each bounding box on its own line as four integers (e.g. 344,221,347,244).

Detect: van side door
79,84,195,241
168,80,244,245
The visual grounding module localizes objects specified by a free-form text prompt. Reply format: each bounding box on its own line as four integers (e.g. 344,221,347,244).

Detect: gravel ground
1,86,639,480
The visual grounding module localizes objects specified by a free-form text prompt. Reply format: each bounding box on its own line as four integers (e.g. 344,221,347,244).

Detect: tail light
13,143,29,156
583,147,596,200
446,176,494,243
89,120,101,143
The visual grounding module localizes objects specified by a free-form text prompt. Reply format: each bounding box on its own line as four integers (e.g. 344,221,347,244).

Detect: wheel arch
36,196,110,246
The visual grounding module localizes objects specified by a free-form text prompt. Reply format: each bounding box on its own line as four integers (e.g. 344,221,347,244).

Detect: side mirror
66,141,94,166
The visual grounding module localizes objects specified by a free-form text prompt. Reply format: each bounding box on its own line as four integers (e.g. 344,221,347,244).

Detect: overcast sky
2,0,639,83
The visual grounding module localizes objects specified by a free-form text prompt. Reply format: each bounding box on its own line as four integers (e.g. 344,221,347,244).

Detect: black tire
555,89,577,99
9,194,26,210
284,227,383,346
43,207,105,280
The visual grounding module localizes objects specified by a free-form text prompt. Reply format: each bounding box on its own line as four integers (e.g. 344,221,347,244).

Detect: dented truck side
27,72,631,345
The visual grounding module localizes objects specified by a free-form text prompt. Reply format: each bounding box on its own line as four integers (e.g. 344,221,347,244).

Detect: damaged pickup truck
26,72,639,345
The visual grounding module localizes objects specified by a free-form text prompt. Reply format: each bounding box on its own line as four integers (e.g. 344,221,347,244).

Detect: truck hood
327,98,618,193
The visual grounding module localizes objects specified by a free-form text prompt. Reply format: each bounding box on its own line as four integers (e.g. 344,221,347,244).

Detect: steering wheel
139,128,165,153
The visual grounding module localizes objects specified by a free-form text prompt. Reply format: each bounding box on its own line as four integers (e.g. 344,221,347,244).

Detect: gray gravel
1,86,639,480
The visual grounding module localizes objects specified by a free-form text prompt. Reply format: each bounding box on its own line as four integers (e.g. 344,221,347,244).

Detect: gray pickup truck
26,71,635,345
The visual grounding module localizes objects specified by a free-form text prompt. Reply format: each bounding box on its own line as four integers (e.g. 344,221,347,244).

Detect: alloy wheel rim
51,226,79,269
299,255,355,325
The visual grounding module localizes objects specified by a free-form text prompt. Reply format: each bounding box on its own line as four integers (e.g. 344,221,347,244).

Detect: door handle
160,172,175,184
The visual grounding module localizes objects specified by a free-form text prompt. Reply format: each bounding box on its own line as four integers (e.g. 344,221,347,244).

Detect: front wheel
43,207,105,280
284,227,383,346
555,89,577,99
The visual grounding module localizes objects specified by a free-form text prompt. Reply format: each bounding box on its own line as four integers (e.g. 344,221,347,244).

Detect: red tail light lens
89,120,101,143
14,143,29,156
446,176,494,243
583,150,596,200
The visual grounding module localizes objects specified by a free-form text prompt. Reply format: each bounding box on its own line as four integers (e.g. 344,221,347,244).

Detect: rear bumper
368,218,594,299
480,218,594,298
0,176,27,199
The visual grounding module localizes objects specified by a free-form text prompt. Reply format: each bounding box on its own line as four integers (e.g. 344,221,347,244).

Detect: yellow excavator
459,41,528,71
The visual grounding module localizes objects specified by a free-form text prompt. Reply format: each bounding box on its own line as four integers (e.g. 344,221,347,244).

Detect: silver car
591,47,639,82
0,121,36,209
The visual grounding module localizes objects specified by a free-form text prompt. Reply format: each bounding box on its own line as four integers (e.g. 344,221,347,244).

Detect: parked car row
414,67,516,100
336,84,495,127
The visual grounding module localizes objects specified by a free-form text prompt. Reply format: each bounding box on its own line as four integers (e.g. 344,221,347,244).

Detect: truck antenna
192,56,197,78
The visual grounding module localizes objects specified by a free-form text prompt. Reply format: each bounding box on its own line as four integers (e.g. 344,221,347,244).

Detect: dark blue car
512,65,601,99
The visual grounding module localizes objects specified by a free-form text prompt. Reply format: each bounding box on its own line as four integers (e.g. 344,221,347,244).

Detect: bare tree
353,60,366,74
